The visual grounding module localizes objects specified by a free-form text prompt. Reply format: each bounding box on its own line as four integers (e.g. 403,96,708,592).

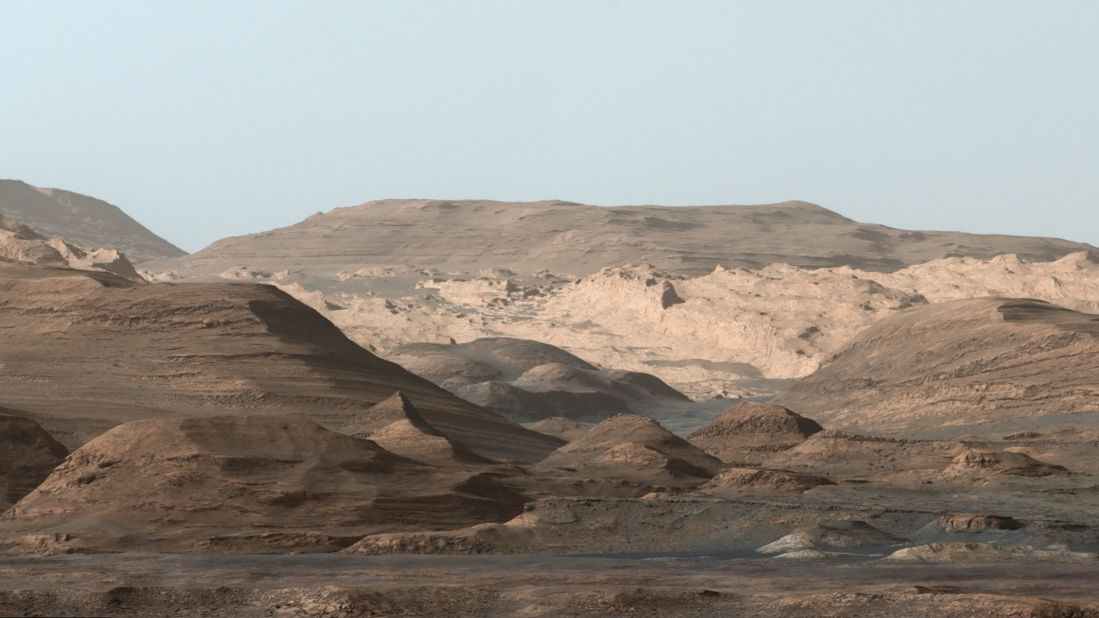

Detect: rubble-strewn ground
0,554,1096,617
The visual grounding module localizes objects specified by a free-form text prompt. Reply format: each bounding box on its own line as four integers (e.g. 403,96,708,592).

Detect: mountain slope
0,261,561,462
0,180,184,262
156,199,1095,276
776,298,1099,437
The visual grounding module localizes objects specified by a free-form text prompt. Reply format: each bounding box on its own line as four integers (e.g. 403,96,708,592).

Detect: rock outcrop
943,449,1069,479
0,216,142,281
154,198,1095,276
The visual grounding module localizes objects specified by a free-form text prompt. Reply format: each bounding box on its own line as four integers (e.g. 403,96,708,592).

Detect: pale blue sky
3,1,1097,251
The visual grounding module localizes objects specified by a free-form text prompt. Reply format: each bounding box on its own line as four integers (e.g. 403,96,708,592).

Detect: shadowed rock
0,413,68,511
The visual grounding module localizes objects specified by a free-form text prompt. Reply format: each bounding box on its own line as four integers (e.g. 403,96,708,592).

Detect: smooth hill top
542,414,722,475
688,401,823,463
389,337,691,423
0,180,185,262
776,298,1099,438
0,261,561,462
158,198,1096,276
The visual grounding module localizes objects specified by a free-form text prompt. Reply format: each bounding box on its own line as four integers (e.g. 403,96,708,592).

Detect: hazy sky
3,1,1098,251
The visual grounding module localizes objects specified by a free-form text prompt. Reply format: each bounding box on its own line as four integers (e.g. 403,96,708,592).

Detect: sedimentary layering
142,200,1099,399
777,298,1099,437
339,392,495,465
0,180,184,262
0,216,142,281
0,416,526,553
388,337,690,422
0,261,560,462
688,402,823,464
152,198,1094,275
699,467,836,495
539,414,722,479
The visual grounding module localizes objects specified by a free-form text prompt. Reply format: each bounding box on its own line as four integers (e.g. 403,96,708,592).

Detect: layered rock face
0,261,561,462
687,402,823,463
538,414,722,482
776,298,1099,438
153,198,1093,276
140,199,1099,399
0,180,184,262
0,216,142,281
0,416,526,553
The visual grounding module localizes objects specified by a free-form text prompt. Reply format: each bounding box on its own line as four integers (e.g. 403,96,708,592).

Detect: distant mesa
163,198,1097,277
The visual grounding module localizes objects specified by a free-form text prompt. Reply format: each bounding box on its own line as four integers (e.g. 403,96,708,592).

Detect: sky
2,1,1098,252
